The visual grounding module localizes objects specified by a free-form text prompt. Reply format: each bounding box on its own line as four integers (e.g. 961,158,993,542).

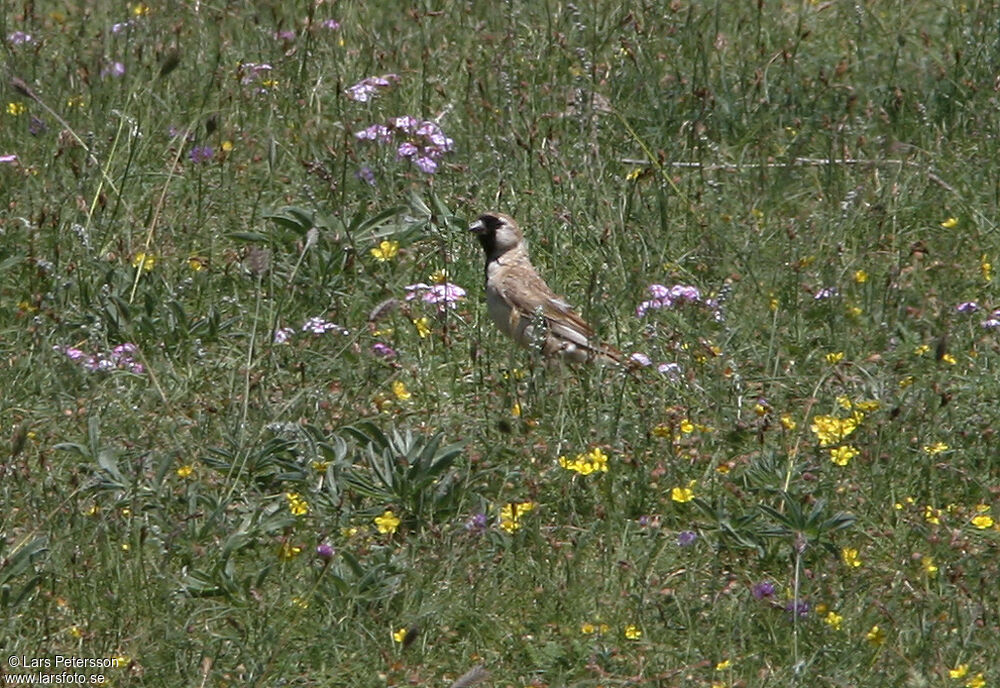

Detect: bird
467,212,623,365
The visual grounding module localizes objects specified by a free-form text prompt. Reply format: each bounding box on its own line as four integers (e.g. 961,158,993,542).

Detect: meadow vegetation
2,1,999,685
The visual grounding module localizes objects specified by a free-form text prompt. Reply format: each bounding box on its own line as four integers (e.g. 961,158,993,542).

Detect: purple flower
101,62,126,78
629,352,652,367
751,581,775,600
302,316,347,335
404,282,466,311
465,512,488,534
784,599,810,617
188,146,214,164
657,362,681,377
0,154,17,164
28,116,46,136
956,301,980,313
372,342,396,358
355,166,376,186
982,310,1000,329
238,62,273,84
413,155,438,174
636,283,702,316
345,74,399,102
397,141,418,158
354,124,391,142
390,115,420,132
316,543,335,560
273,327,295,344
814,286,839,300
7,31,33,45
676,530,698,546
274,30,296,41
320,19,340,30
111,21,132,34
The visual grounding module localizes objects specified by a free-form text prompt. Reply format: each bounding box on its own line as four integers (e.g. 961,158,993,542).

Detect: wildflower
221,140,233,152
580,622,596,635
923,442,949,455
291,596,309,609
966,673,985,688
940,217,958,229
176,465,194,478
301,316,347,335
0,154,17,164
784,600,810,617
825,351,845,364
397,141,418,158
370,240,400,262
274,29,296,41
412,317,431,338
941,353,957,365
131,252,155,271
814,286,839,300
981,255,993,283
629,352,652,367
922,556,938,577
404,282,467,311
715,660,731,671
413,155,437,174
841,547,862,568
657,362,682,376
676,530,698,546
345,73,399,102
830,445,858,466
865,625,886,646
6,102,26,116
956,301,980,314
7,31,33,44
558,447,609,475
751,581,775,600
188,145,214,163
670,480,696,503
853,270,868,283
187,256,206,271
854,399,880,412
320,19,340,30
465,512,488,534
374,510,400,534
285,492,309,516
392,627,408,643
499,501,535,533
810,414,861,447
355,166,376,185
237,62,273,84
925,505,942,525
780,414,797,431
392,380,411,400
101,62,126,78
636,283,702,317
278,542,302,560
824,611,844,631
372,342,396,358
624,625,642,640
316,543,335,560
949,664,969,679
971,515,994,529
511,402,521,417
273,327,295,344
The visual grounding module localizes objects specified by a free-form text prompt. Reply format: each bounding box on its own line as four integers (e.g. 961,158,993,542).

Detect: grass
2,1,999,686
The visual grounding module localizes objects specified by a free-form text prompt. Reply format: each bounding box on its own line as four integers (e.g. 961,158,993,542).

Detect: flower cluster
810,412,862,447
285,492,309,516
404,281,467,312
54,343,145,374
636,283,705,318
955,301,1000,329
345,74,399,102
354,116,454,174
558,447,609,475
499,501,536,533
274,316,349,343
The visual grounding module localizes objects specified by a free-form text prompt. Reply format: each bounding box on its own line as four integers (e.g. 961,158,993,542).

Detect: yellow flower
221,140,234,152
966,673,985,688
291,596,309,609
854,399,881,412
499,501,535,533
580,622,596,635
6,102,26,116
392,627,408,643
311,460,330,472
132,252,155,271
671,480,696,503
187,256,205,271
769,296,779,311
981,255,992,283
625,168,643,181
278,542,302,560
176,464,194,478
914,344,930,356
412,317,431,338
971,515,994,529
922,556,938,577
925,505,942,525
940,217,958,229
652,423,672,438
942,353,957,365
923,442,949,455
68,625,84,639
511,402,521,418
865,625,886,646
374,510,400,534
131,2,151,16
853,270,868,283
830,445,858,466
370,240,400,262
66,95,85,108
559,447,610,475
810,414,861,447
392,380,411,401
429,268,448,283
679,418,695,433
836,396,853,410
842,547,862,568
949,664,969,679
824,611,844,631
715,659,731,671
825,351,845,364
624,624,642,640
285,492,309,516
780,414,797,431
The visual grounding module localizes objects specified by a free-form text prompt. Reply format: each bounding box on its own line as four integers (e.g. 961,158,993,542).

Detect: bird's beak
467,218,484,234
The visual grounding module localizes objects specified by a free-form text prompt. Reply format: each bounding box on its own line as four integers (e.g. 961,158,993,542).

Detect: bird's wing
498,268,595,343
